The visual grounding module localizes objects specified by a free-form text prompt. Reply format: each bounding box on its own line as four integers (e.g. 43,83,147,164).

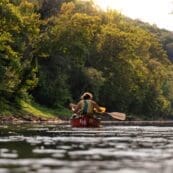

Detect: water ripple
0,124,173,172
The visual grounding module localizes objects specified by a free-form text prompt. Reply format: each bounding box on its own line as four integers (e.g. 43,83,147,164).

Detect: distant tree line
1,0,173,119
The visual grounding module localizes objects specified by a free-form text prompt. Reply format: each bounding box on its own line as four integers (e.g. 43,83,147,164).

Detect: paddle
69,103,126,121
96,107,126,121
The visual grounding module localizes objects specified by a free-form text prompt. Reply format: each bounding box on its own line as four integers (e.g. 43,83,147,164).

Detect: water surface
0,123,173,173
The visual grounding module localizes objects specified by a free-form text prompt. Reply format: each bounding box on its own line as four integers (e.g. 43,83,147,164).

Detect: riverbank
1,119,173,127
1,100,172,123
0,100,71,123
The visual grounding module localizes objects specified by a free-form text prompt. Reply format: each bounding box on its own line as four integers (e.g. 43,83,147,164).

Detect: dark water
0,123,173,173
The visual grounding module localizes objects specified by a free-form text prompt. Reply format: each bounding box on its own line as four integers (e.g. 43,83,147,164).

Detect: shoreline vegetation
0,101,171,123
1,0,173,121
0,100,71,123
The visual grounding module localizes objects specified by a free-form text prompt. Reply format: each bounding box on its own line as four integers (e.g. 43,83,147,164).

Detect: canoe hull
70,115,100,128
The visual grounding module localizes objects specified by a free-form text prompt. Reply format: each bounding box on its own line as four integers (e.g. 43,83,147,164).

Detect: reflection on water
0,124,173,172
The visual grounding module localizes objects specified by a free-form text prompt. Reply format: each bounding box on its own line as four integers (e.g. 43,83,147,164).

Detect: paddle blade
108,112,126,120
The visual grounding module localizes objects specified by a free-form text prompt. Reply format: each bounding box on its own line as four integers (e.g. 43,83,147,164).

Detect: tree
0,0,40,103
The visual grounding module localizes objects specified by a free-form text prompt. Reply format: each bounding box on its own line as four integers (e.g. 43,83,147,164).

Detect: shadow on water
0,123,173,173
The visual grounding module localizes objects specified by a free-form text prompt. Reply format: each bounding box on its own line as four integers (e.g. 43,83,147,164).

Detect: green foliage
1,0,173,120
32,59,71,108
20,100,70,118
0,0,39,105
134,19,173,62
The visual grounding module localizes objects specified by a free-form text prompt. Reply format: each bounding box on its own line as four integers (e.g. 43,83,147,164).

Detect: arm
69,103,77,111
92,101,102,112
73,101,82,114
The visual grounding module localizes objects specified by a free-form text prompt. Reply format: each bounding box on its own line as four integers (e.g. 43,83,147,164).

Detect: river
0,123,173,173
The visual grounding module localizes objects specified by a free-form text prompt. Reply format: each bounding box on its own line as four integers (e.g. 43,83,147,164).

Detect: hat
80,92,93,100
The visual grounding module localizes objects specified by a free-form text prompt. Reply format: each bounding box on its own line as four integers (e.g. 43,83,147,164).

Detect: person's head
80,92,93,100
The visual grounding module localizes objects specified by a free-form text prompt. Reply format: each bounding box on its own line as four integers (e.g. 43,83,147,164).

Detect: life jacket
80,99,94,115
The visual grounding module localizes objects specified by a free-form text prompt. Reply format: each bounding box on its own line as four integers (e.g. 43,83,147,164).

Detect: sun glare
93,0,173,31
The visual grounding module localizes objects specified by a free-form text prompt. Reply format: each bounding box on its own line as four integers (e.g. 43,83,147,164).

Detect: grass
0,98,72,120
20,100,71,119
0,99,18,116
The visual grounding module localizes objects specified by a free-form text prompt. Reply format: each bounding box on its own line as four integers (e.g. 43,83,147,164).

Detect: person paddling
70,92,103,117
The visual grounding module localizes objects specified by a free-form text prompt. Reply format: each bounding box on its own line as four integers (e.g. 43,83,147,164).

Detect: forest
1,0,173,120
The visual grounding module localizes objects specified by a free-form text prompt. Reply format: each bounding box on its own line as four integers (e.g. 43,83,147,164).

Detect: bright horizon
93,0,173,31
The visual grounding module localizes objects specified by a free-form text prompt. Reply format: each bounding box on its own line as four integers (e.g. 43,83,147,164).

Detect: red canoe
70,115,100,128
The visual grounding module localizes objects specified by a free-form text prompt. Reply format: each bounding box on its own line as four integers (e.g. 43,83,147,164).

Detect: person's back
72,92,102,116
77,99,95,115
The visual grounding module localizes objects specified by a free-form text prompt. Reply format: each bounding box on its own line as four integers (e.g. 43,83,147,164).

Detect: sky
93,0,173,31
